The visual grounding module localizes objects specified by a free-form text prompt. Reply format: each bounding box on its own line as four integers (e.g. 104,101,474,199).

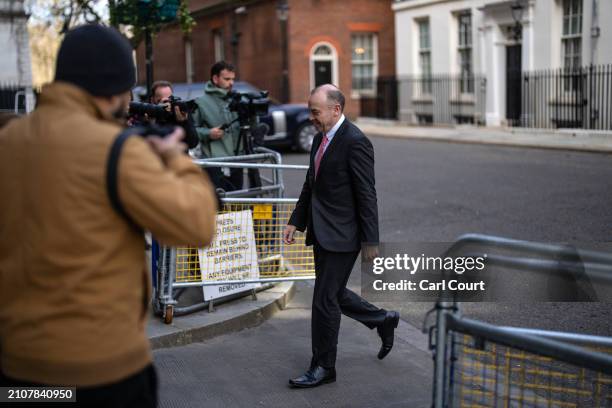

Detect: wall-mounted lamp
510,0,524,41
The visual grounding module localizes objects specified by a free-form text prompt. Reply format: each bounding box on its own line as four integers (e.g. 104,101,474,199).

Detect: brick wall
136,0,284,99
136,24,187,85
287,0,396,118
135,0,396,118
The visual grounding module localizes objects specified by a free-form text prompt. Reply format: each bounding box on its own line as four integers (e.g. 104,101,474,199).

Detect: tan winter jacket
0,82,217,386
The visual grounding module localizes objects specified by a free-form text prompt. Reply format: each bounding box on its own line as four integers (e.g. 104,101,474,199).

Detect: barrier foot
208,299,215,313
251,288,258,301
164,305,174,324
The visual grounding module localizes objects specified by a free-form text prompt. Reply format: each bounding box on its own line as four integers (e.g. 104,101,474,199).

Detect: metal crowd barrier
193,146,296,199
152,152,313,324
428,234,612,408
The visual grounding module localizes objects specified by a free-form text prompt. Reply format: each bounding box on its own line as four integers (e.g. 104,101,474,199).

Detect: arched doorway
310,42,339,89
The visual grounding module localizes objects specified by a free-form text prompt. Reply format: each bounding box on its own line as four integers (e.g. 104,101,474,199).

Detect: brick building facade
135,0,395,118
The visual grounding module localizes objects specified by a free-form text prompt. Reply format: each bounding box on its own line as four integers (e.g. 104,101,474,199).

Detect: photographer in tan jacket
0,25,217,406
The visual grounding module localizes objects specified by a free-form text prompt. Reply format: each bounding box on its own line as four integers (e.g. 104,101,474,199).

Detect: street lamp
231,6,246,75
510,0,524,41
276,0,290,103
276,0,288,21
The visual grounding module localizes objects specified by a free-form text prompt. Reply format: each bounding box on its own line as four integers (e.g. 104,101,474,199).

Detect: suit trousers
311,241,387,369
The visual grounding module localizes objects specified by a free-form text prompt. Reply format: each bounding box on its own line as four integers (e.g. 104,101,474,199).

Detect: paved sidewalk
153,281,433,408
355,118,612,153
148,283,295,349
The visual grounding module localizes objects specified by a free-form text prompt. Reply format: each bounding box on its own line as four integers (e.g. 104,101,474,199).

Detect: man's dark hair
151,80,173,97
210,61,235,80
311,84,345,112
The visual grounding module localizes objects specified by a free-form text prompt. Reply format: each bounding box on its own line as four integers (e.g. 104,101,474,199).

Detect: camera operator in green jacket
192,61,244,191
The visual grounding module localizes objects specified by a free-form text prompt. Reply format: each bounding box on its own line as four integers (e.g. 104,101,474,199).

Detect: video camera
129,96,197,124
225,90,270,121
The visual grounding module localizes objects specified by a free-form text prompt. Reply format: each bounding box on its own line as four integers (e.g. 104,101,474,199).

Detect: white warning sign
199,210,260,301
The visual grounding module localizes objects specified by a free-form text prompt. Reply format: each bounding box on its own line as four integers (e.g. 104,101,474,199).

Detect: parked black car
134,81,316,152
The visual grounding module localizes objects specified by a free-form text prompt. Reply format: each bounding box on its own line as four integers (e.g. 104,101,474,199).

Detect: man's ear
108,94,121,107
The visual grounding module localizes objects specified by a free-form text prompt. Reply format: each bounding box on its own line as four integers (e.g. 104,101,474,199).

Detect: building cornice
392,0,460,12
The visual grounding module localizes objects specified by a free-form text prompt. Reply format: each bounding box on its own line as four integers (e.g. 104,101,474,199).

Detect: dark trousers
205,167,244,191
311,241,387,369
0,364,157,408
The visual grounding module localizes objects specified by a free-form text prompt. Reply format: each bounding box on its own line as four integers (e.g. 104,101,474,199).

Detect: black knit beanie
55,24,136,97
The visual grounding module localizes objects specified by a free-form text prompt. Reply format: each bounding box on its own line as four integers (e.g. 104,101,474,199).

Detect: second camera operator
130,80,199,149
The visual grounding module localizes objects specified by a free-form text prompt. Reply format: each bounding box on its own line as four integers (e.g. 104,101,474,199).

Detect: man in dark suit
283,84,400,388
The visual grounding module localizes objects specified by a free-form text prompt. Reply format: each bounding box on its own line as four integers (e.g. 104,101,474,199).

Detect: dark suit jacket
289,119,379,252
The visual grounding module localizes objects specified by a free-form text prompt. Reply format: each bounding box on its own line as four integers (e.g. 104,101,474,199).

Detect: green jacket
192,81,241,158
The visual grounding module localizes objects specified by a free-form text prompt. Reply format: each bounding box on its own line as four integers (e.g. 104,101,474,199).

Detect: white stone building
393,0,612,128
0,0,34,113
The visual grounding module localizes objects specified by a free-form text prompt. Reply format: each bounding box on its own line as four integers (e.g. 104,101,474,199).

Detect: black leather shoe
377,310,400,360
288,365,336,388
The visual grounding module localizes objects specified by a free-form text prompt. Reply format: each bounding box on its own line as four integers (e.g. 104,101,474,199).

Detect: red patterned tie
314,135,329,178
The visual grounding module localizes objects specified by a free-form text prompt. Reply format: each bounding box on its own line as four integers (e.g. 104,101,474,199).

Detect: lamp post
510,0,524,41
276,0,290,103
231,6,246,76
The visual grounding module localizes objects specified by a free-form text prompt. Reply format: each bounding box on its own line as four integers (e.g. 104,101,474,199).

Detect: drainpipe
590,0,599,66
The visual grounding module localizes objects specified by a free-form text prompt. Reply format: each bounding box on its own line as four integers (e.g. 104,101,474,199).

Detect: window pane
315,45,332,56
352,41,361,60
574,38,581,67
363,65,373,90
422,53,431,83
419,21,430,50
561,1,581,68
352,63,374,91
571,16,578,34
352,34,373,62
458,13,471,46
352,32,375,93
364,35,373,60
352,65,360,89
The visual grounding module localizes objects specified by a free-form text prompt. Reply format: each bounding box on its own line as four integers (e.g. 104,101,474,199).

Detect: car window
233,81,260,94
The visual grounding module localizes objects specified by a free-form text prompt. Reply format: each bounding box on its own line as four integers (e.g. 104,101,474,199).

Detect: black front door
506,45,522,125
314,61,332,87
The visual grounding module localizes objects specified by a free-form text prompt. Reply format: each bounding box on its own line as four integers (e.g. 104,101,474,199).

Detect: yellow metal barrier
451,333,612,408
173,201,314,285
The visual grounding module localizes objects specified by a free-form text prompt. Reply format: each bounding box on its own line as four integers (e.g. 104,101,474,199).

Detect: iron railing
363,65,612,131
514,64,612,130
359,76,399,120
362,74,487,126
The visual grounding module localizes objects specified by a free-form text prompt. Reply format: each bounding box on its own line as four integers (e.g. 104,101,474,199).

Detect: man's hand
174,105,188,122
146,127,186,162
210,127,224,140
362,245,379,262
283,224,297,245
